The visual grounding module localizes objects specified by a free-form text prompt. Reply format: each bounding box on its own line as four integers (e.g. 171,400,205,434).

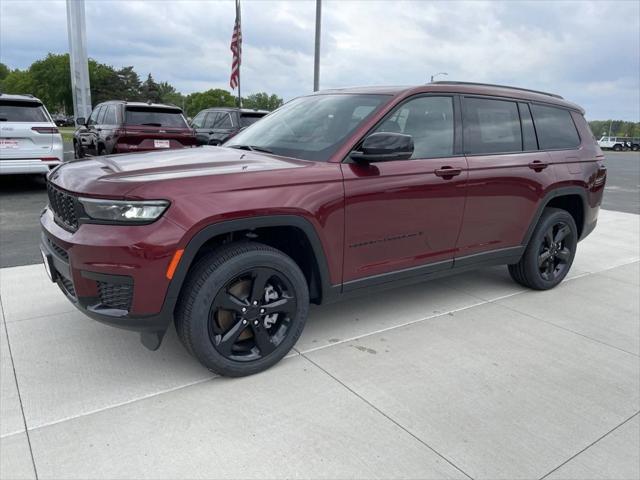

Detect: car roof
101,100,182,110
0,93,43,104
201,107,270,114
313,82,584,113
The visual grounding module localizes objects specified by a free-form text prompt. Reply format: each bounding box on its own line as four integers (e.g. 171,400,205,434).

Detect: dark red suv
41,82,606,376
73,101,197,158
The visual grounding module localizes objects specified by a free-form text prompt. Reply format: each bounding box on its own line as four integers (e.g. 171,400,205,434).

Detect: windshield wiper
141,122,162,127
228,144,273,154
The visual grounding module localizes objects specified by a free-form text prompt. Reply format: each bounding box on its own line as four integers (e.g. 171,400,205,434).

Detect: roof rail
431,81,564,99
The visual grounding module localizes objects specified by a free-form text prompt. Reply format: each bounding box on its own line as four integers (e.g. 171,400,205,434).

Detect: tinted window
225,94,388,161
216,113,233,129
203,112,218,129
240,114,265,127
374,96,454,158
102,105,117,124
0,101,49,122
463,97,522,154
518,103,538,150
124,107,188,127
191,112,206,128
530,104,580,149
88,106,102,126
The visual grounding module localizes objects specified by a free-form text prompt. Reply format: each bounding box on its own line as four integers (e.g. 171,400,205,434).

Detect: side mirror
76,117,85,127
350,132,414,163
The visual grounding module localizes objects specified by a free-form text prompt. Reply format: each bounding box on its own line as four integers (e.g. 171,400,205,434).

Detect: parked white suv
0,93,64,175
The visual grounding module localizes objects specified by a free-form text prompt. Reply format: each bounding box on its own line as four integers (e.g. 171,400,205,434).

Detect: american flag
229,0,242,90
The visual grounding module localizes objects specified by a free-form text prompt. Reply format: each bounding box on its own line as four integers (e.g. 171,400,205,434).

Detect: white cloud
1,0,638,120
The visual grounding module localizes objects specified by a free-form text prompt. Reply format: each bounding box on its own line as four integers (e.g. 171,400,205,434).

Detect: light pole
313,0,322,92
66,0,92,121
430,72,448,83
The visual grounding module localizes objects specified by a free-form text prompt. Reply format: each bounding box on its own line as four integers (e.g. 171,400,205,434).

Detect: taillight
31,127,59,134
40,157,60,162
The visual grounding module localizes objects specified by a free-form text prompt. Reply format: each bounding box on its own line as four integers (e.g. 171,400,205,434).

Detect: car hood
49,146,308,196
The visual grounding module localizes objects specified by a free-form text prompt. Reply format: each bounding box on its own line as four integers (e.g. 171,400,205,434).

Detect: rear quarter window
0,101,49,122
463,97,522,154
530,104,580,150
125,107,188,127
240,114,265,127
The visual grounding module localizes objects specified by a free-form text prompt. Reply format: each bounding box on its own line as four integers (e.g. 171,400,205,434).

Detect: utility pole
313,0,322,91
66,0,92,121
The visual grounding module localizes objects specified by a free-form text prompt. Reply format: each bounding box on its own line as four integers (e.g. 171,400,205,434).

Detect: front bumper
40,206,187,344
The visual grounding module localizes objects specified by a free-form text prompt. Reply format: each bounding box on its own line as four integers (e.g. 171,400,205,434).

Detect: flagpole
237,0,242,108
313,0,321,92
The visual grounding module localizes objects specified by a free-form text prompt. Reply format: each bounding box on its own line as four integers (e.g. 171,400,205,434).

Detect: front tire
508,208,577,290
73,141,84,159
175,242,309,377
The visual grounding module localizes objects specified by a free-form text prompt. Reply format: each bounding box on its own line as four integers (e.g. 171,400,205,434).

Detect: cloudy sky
1,0,638,120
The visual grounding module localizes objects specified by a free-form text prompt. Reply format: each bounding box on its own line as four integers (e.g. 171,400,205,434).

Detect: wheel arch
165,216,334,314
522,187,588,246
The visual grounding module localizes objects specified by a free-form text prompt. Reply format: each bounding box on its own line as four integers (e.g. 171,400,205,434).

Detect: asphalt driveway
1,208,638,479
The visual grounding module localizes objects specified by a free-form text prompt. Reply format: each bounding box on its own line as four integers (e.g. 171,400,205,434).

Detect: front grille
46,236,68,261
59,277,76,297
97,281,133,311
47,182,79,231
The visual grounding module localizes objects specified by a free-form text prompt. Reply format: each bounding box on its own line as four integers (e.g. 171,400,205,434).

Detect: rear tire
175,242,309,377
508,208,577,290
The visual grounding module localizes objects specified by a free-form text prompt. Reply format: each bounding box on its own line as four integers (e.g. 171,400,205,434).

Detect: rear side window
125,107,188,127
0,101,49,122
530,104,580,150
518,103,538,151
240,114,264,127
215,113,233,129
463,97,522,154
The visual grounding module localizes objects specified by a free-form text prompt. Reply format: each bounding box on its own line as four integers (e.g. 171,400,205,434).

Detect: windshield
125,107,188,127
225,94,389,161
0,101,49,122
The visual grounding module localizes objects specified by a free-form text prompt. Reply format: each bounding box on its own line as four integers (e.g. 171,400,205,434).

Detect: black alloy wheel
175,242,309,377
209,267,297,362
537,221,574,282
508,208,578,290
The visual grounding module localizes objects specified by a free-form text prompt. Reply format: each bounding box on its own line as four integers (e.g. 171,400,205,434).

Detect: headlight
78,198,169,223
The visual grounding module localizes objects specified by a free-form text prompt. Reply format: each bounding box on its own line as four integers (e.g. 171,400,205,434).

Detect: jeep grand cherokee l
41,82,606,377
73,101,197,158
0,94,64,175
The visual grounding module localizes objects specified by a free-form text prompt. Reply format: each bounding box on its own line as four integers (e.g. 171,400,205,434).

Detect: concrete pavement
1,208,638,479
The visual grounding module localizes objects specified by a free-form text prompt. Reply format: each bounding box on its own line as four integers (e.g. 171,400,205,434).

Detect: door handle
435,166,462,178
528,160,548,171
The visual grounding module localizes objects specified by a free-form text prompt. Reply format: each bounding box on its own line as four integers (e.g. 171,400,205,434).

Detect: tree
242,92,283,111
116,66,142,101
184,89,236,117
0,69,34,97
140,74,161,103
0,63,9,82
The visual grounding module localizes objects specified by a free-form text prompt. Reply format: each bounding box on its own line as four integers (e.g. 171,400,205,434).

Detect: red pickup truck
41,82,606,376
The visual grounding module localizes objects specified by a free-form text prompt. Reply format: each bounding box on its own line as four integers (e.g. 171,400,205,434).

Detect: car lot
1,151,638,268
0,150,639,479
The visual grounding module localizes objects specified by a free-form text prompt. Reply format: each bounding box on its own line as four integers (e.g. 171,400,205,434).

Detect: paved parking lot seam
299,353,475,480
539,411,640,479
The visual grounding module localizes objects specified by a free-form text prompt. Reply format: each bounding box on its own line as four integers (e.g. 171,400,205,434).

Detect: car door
212,111,235,144
79,105,103,156
341,95,468,288
100,104,118,154
191,110,211,145
454,96,555,262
